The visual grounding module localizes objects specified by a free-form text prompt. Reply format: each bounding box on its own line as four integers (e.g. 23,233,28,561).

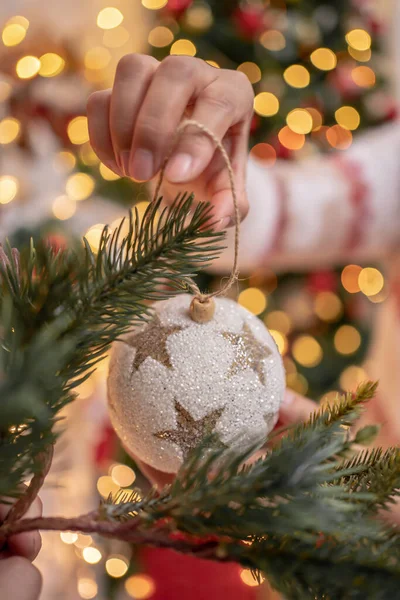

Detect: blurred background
1,0,399,598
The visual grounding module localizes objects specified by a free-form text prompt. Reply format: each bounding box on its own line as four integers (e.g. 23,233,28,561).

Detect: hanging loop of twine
152,119,240,306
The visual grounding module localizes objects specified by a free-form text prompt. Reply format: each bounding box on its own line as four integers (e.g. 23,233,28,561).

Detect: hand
87,54,254,229
0,496,43,600
132,390,317,490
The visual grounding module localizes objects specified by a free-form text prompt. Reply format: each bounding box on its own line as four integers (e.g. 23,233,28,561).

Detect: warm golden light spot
66,173,95,201
60,532,78,545
254,92,279,117
341,265,362,293
85,225,105,253
103,26,130,48
79,143,99,166
0,81,12,102
67,116,89,145
283,65,310,89
237,62,262,84
77,578,98,599
85,47,111,70
82,547,102,565
134,200,152,220
368,288,389,304
326,125,352,150
75,378,95,399
240,569,265,587
111,464,136,487
314,292,343,322
340,366,366,391
0,118,20,144
170,39,196,56
105,556,129,578
348,46,371,62
39,53,65,77
286,373,309,396
206,60,220,68
74,534,93,549
99,162,120,180
287,109,313,134
269,330,288,355
2,24,26,46
6,16,29,29
352,66,376,88
238,288,267,315
183,3,213,31
306,107,323,131
335,106,360,131
346,29,371,52
148,26,174,48
334,325,361,355
54,151,76,173
142,0,168,9
125,575,155,599
358,267,384,297
283,357,297,376
97,7,124,30
0,176,18,204
310,48,337,71
52,195,77,220
260,29,286,51
265,311,292,335
293,336,323,368
16,56,41,79
278,126,305,151
250,143,276,166
96,475,120,498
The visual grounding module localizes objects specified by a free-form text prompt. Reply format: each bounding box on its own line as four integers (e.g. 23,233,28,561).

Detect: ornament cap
190,296,215,323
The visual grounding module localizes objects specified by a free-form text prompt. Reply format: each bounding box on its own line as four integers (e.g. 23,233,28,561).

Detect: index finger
279,390,317,425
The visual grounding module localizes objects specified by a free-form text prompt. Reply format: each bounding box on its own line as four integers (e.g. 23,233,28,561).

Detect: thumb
279,389,317,426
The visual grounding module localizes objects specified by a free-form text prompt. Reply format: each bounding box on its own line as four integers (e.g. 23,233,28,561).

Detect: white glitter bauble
107,295,286,473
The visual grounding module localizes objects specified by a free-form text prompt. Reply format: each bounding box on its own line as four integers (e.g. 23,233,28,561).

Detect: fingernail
130,149,154,182
165,153,193,183
282,391,295,407
216,217,233,231
120,151,131,177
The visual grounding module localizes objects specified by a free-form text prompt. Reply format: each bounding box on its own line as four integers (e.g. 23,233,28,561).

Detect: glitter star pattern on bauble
107,294,286,474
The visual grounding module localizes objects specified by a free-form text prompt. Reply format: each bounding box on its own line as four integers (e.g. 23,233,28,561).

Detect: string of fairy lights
0,1,389,598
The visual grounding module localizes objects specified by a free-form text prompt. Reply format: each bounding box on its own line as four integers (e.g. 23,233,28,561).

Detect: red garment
141,547,259,600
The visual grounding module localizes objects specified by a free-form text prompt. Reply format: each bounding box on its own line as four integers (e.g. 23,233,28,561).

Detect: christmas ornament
108,294,285,473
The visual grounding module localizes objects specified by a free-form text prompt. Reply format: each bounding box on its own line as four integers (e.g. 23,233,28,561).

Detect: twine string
152,119,240,302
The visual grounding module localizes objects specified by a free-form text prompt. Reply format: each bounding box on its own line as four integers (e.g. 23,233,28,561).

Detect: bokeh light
238,288,267,315
97,7,124,30
348,46,371,62
352,66,376,88
170,39,196,56
310,48,337,71
314,292,343,322
52,195,77,220
265,311,292,335
341,265,362,293
183,3,213,31
0,118,20,144
125,575,155,599
82,547,102,565
240,569,264,587
335,106,360,131
269,330,288,355
97,475,120,498
2,23,27,46
148,26,174,47
358,267,384,296
206,60,220,68
260,30,286,51
16,56,41,79
142,0,168,9
278,126,305,151
79,143,99,166
74,534,93,549
306,108,323,131
293,336,323,368
105,556,129,578
60,532,78,545
283,65,310,88
67,116,89,145
7,16,29,29
77,578,98,599
340,366,367,391
99,163,120,180
103,26,130,48
250,143,276,166
54,151,76,173
39,53,65,77
326,125,353,150
287,109,313,134
0,81,12,102
0,176,18,204
345,29,372,52
334,325,361,355
286,372,309,396
66,173,95,201
111,464,136,487
75,378,95,399
237,62,262,84
254,92,279,117
84,46,111,70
